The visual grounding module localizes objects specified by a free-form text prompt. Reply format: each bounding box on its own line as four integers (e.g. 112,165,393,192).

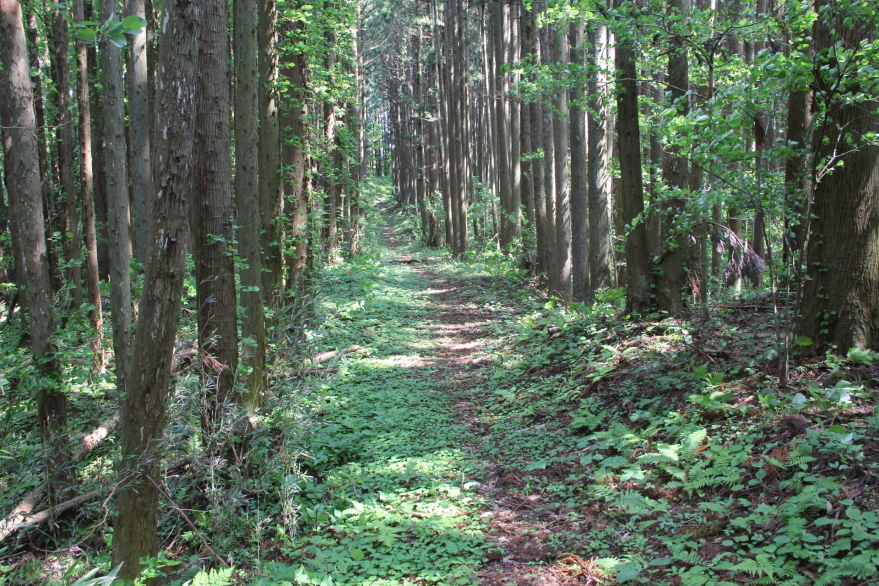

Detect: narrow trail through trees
292,220,587,585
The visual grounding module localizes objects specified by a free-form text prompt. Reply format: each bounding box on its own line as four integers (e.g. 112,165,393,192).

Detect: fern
190,568,235,586
734,554,776,578
680,566,712,586
815,557,878,585
614,490,657,513
680,428,707,460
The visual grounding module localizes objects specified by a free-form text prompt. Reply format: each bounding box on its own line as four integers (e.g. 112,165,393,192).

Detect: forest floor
275,209,879,586
2,204,878,586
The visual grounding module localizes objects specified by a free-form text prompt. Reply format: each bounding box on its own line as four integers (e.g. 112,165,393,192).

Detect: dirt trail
380,226,583,586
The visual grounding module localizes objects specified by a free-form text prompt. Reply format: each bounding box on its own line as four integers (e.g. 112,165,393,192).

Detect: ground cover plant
1,198,878,586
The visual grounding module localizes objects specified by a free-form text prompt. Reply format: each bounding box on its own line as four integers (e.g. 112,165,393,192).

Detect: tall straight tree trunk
655,0,691,314
450,0,468,257
444,0,464,257
74,0,103,372
797,3,879,351
552,25,571,300
100,0,133,392
569,21,589,302
615,24,651,314
0,0,72,504
87,29,110,280
413,31,430,239
281,16,309,295
48,2,82,312
25,8,56,292
235,0,267,407
539,2,556,282
433,0,453,248
127,0,152,263
784,84,813,260
111,0,198,574
508,2,521,246
587,20,612,295
520,5,534,263
493,1,512,248
259,0,283,311
195,0,240,432
530,6,547,276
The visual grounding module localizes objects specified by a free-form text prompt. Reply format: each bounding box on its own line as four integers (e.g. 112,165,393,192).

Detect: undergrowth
464,280,879,585
2,191,878,585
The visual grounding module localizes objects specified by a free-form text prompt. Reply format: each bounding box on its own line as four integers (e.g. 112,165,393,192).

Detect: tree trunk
615,24,651,314
281,15,309,295
235,0,267,408
797,3,879,351
87,28,110,280
783,83,813,261
127,0,152,263
0,0,72,505
111,0,198,575
569,21,589,302
587,20,612,295
48,2,82,312
493,1,512,248
520,5,535,264
101,0,134,395
509,2,521,248
259,0,283,311
74,0,103,373
552,24,571,300
655,0,691,314
195,0,240,431
539,1,556,282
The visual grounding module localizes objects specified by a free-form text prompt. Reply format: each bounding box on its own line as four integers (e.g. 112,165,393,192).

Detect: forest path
287,219,577,585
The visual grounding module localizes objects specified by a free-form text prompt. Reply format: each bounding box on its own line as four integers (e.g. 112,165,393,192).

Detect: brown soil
376,222,601,585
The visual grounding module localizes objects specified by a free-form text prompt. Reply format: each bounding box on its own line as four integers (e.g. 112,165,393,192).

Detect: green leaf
796,335,813,346
121,15,147,30
351,549,365,561
616,562,640,582
75,27,96,41
109,34,128,48
790,393,809,408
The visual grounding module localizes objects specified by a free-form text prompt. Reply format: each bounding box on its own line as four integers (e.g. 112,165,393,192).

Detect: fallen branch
0,412,119,540
74,411,119,460
0,457,191,543
0,489,103,542
307,345,368,365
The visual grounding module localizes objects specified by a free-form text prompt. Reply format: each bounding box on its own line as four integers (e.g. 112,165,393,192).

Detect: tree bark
552,24,571,300
74,0,103,373
797,3,879,351
235,0,267,408
111,0,198,575
615,24,651,314
194,0,240,431
655,0,691,315
48,2,82,312
259,0,283,311
281,15,310,296
126,0,152,263
587,20,612,295
569,21,589,302
101,0,133,392
0,0,72,505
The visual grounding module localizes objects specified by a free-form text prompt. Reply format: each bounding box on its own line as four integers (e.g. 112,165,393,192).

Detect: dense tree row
0,0,364,576
367,0,877,352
